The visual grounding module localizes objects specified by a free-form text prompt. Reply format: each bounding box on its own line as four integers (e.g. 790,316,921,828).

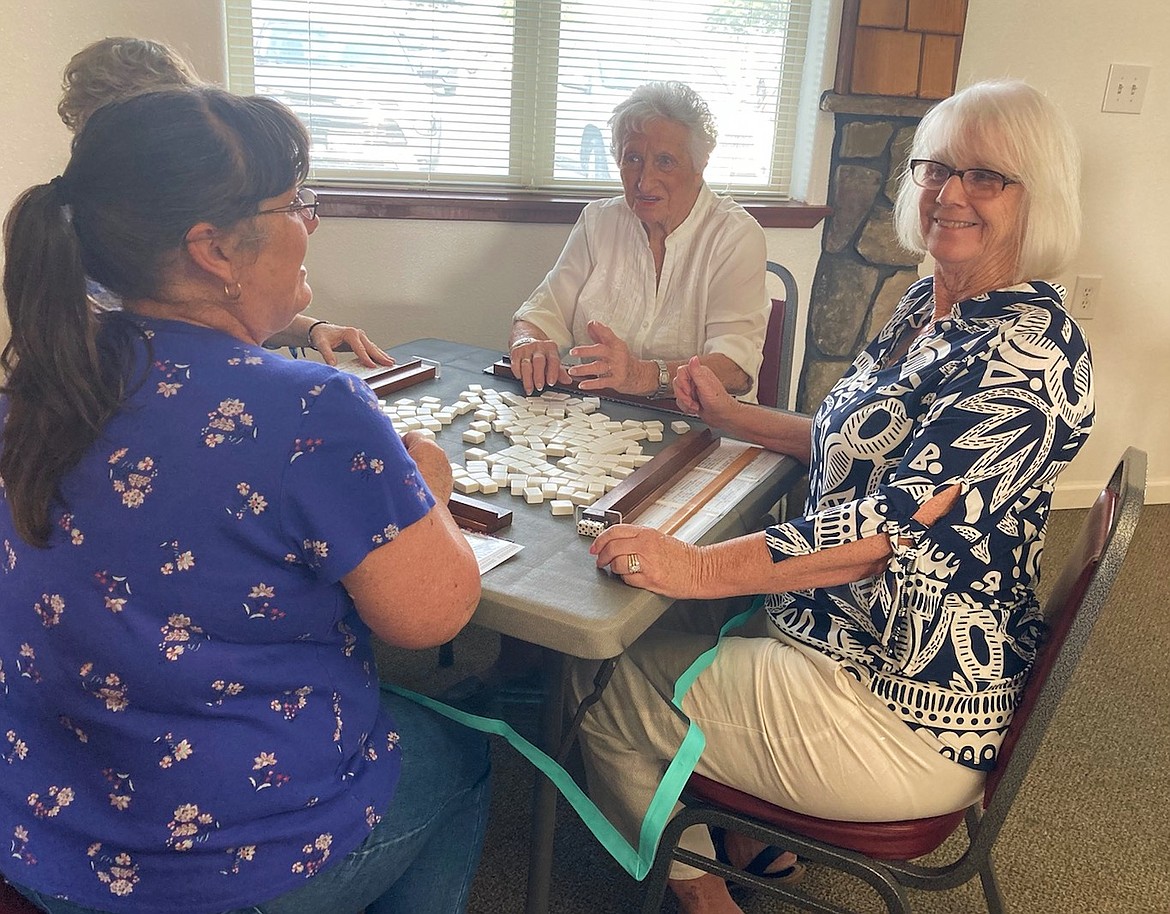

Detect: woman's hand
402,431,454,505
568,321,646,393
309,322,395,369
510,335,570,395
673,356,740,428
589,523,705,598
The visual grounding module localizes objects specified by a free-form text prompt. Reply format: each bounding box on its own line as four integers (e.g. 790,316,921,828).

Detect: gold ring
521,357,532,364
627,553,641,574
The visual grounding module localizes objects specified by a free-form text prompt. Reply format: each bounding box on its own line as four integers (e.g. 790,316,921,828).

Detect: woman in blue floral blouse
577,79,1095,914
0,88,488,914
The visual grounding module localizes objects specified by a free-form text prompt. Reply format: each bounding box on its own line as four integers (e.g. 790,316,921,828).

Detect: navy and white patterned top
764,278,1094,771
0,317,434,913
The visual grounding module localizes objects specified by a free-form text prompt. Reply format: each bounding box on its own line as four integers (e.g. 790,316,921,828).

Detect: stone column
796,93,936,415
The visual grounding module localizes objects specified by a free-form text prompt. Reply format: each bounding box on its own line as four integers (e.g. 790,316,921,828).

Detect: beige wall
1,0,1165,505
959,0,1170,506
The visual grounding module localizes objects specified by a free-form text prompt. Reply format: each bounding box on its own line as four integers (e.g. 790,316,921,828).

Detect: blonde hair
58,37,201,134
893,79,1082,281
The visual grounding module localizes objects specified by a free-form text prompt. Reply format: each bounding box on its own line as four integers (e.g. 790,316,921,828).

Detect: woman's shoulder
981,281,1089,347
578,194,640,237
582,194,631,217
692,188,764,246
950,283,1092,386
128,318,375,414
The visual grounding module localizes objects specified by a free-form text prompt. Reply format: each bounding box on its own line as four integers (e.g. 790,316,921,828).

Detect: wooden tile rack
449,493,513,534
364,358,438,398
485,355,681,413
576,428,720,536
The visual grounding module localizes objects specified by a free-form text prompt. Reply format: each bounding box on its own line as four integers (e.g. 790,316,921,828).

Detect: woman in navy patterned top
0,88,488,913
576,80,1094,913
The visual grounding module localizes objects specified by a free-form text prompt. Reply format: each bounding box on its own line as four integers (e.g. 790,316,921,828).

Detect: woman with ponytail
0,86,488,914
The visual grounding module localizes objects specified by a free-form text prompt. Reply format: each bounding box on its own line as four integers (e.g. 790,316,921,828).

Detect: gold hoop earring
224,281,242,302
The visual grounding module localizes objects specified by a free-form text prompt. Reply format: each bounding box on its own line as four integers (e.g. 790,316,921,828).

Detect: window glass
225,0,814,196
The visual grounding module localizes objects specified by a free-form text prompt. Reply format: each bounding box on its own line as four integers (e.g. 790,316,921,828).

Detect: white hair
608,81,717,167
893,79,1082,281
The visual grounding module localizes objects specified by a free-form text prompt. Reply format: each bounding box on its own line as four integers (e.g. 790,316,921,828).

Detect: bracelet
509,336,541,350
652,358,672,398
305,319,331,349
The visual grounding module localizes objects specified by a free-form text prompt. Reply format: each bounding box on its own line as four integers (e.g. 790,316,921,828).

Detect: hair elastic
305,319,331,348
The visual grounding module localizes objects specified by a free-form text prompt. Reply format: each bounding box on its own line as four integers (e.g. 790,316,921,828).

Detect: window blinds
224,0,813,197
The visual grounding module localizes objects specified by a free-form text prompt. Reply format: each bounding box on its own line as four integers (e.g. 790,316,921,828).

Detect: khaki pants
568,607,986,880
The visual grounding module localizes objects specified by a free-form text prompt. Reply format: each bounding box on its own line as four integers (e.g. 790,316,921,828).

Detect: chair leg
639,807,690,914
652,805,915,914
977,852,1006,914
964,805,1006,914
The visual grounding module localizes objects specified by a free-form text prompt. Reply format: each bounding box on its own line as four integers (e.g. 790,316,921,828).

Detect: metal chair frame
641,447,1147,914
759,261,799,411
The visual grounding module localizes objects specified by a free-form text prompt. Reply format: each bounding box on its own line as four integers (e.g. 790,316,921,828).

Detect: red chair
641,447,1147,914
757,261,799,410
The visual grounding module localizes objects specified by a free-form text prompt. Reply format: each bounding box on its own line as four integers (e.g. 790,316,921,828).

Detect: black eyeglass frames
909,159,1019,198
257,188,319,221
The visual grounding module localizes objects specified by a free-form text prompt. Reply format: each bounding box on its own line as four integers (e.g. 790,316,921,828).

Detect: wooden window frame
316,187,831,228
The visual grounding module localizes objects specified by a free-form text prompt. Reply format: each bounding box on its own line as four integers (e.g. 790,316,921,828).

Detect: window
225,0,815,198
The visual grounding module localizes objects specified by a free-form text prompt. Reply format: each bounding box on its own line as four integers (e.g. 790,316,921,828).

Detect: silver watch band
653,359,671,398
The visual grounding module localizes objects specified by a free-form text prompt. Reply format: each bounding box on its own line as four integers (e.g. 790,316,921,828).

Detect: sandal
710,826,805,897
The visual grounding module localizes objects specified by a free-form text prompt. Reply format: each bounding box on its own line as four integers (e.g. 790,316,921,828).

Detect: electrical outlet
1102,64,1150,114
1071,275,1103,320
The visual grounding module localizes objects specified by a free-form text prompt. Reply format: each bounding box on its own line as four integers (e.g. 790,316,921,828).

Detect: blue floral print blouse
764,279,1095,772
0,317,435,913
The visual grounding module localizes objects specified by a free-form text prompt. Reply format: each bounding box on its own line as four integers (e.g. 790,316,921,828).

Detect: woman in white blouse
509,81,769,401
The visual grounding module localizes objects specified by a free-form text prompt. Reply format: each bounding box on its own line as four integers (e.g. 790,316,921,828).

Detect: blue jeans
11,692,491,914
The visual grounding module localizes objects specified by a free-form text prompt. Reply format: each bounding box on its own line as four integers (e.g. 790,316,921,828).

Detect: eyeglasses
257,188,319,221
909,159,1019,198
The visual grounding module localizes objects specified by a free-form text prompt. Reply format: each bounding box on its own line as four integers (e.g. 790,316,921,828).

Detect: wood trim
486,356,684,414
851,28,923,97
837,0,967,100
834,0,862,94
314,188,830,229
907,0,967,34
660,446,763,536
920,34,961,100
577,429,721,534
363,358,438,398
449,493,513,533
858,0,907,28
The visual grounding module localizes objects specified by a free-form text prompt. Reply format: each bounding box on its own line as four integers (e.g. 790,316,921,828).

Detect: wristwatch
652,359,671,398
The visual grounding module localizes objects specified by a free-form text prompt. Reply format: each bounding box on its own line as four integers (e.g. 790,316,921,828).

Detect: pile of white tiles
380,384,692,518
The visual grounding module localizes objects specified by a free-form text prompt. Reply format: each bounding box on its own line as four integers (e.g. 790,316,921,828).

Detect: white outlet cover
1102,64,1151,114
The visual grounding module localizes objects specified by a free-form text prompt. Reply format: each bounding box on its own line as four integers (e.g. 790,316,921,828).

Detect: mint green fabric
383,597,762,879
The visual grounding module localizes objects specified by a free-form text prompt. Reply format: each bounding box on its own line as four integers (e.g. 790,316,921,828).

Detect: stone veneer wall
796,93,938,415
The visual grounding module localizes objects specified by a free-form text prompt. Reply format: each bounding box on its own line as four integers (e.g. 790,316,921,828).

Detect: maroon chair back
982,484,1117,805
757,296,787,409
758,262,798,409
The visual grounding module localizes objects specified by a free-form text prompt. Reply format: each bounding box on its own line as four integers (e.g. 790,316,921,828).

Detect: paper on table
634,439,784,543
462,529,523,574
